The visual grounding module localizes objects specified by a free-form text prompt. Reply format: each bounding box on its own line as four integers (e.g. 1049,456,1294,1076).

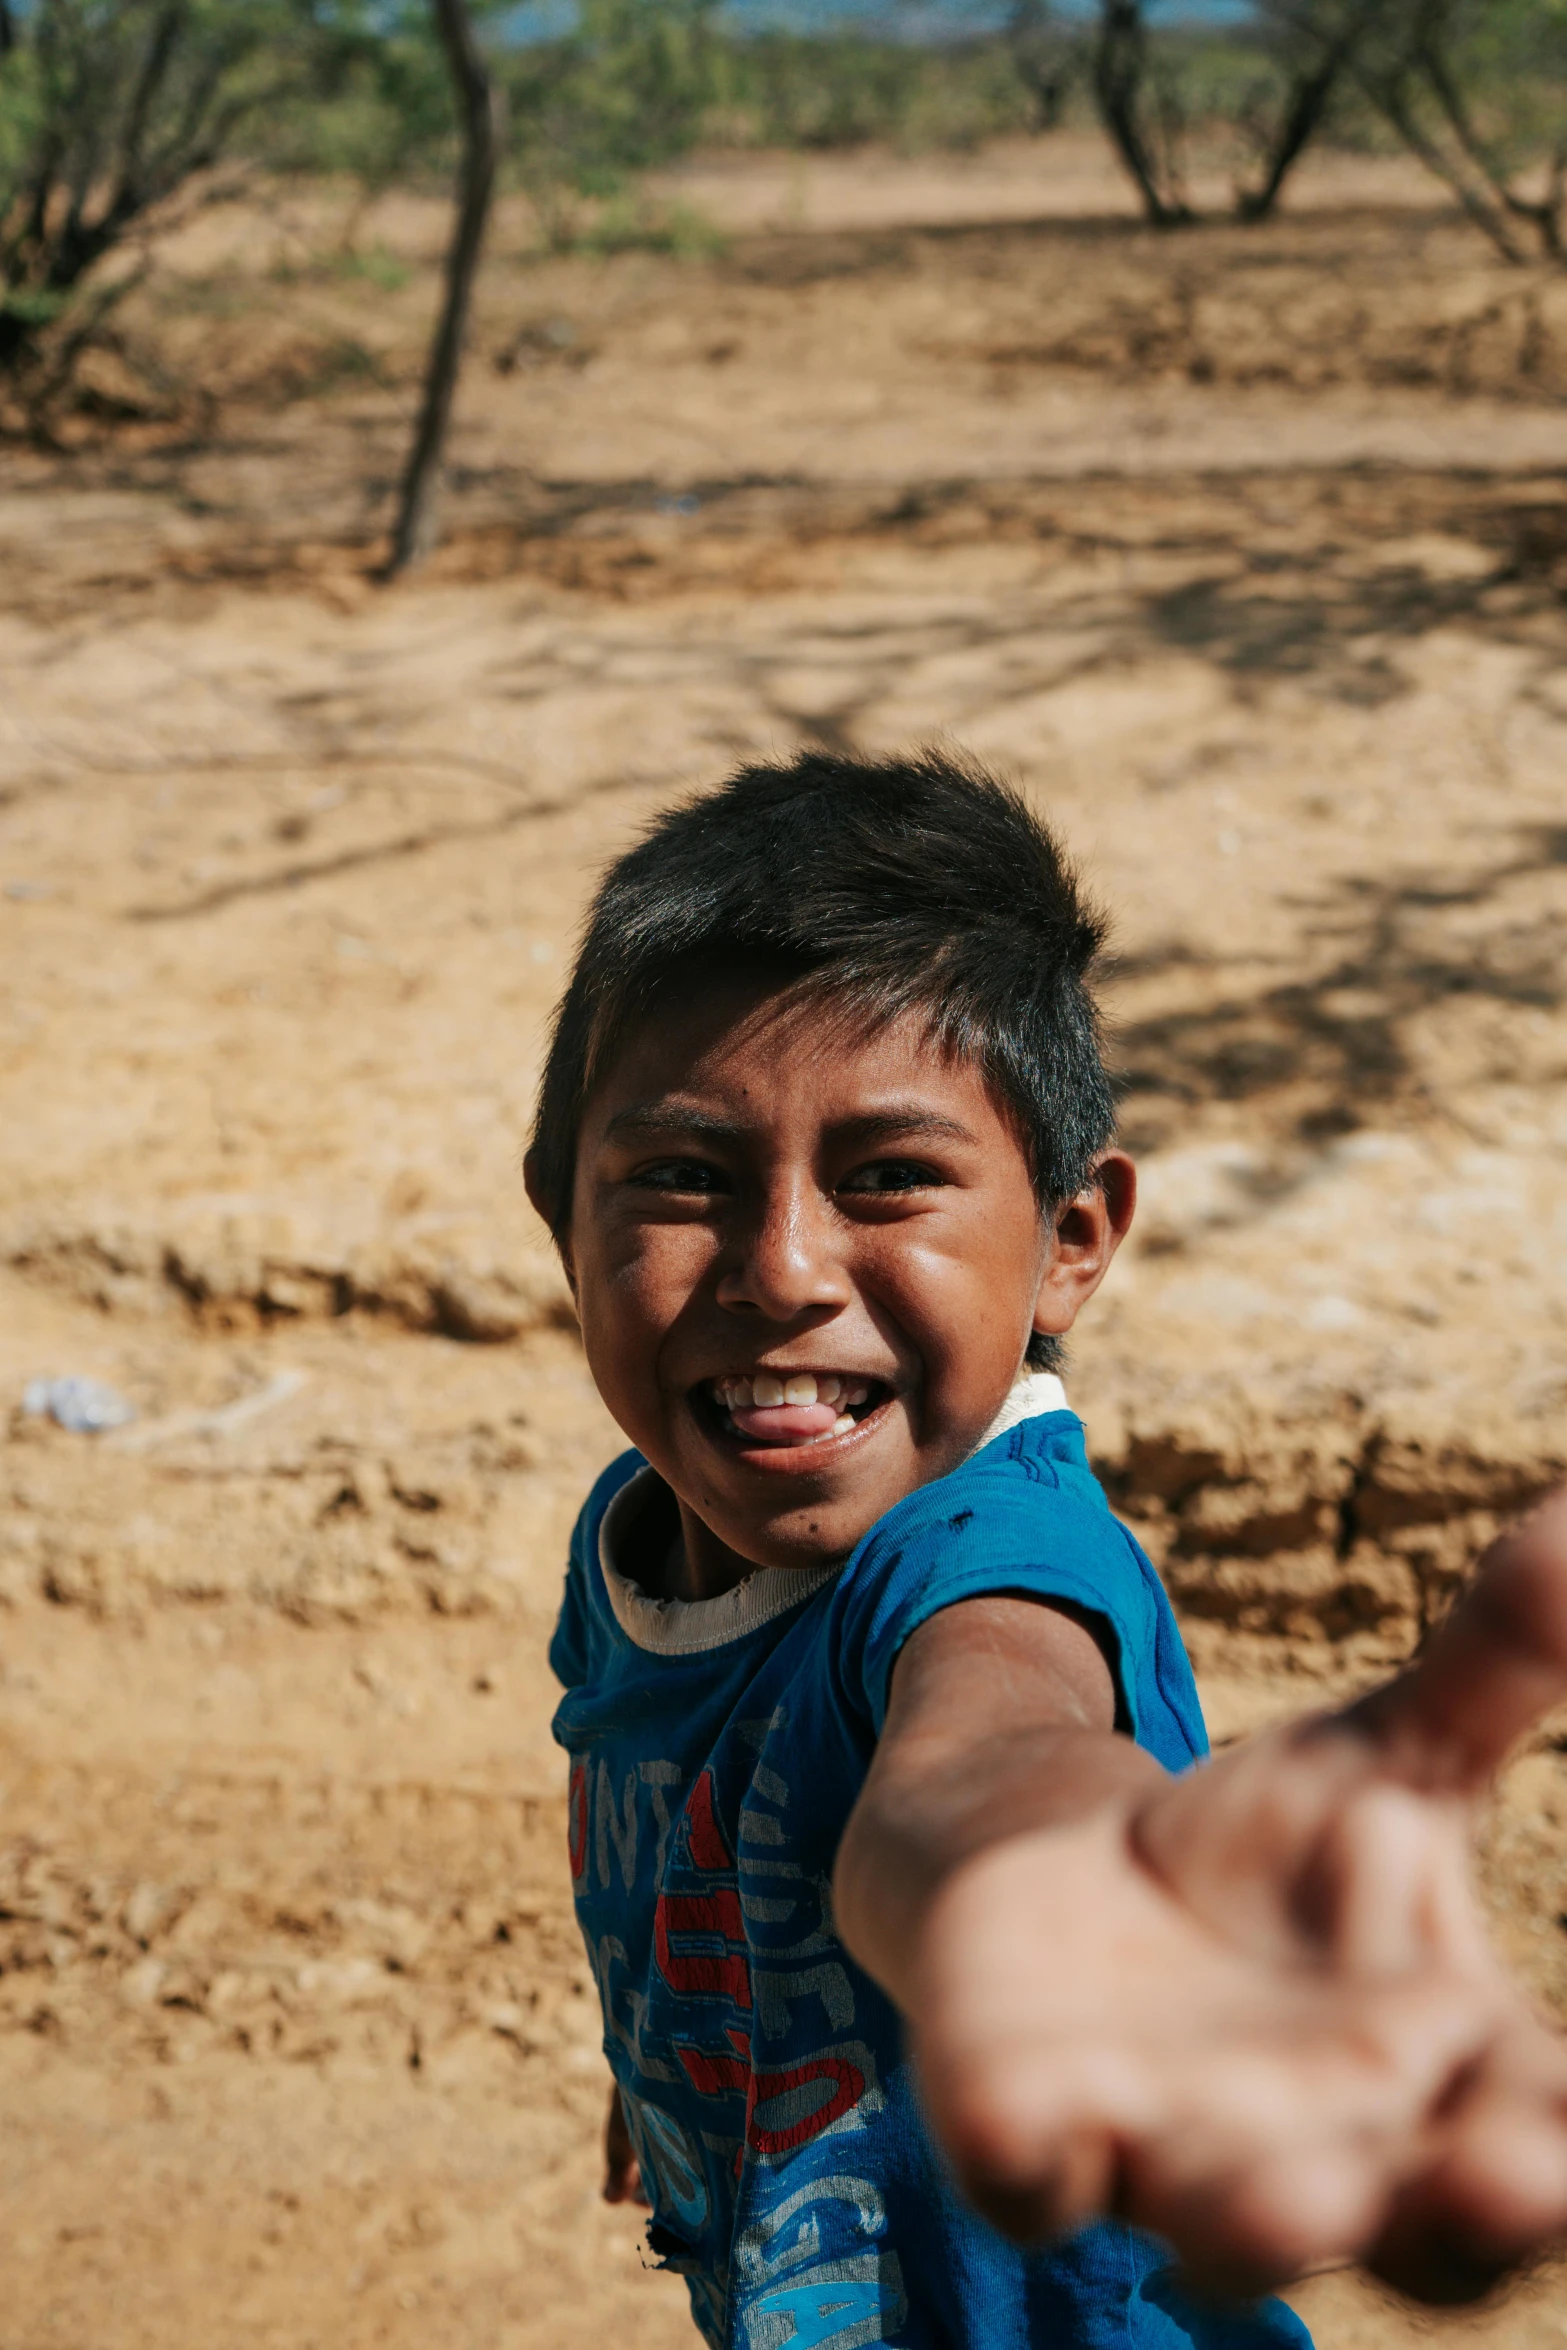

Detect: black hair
530,749,1114,1372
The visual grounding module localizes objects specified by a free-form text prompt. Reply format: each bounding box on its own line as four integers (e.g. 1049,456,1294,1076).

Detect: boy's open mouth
696,1372,890,1450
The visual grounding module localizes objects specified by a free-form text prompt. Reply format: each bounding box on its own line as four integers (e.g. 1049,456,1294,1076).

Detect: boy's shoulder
574,1442,648,1560
845,1396,1119,1592
875,1390,1105,1535
833,1400,1208,1769
550,1445,647,1692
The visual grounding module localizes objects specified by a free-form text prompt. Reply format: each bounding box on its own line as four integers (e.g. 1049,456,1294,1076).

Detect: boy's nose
714,1185,849,1322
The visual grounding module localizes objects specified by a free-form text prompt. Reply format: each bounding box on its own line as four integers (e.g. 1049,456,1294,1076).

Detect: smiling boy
526,752,1567,2350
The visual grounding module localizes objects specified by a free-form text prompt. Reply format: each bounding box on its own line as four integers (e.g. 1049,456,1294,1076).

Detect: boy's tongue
728,1400,839,1445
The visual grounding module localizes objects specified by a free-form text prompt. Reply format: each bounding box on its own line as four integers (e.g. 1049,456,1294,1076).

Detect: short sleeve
548,1517,593,1693
548,1445,649,1697
827,1448,1199,1765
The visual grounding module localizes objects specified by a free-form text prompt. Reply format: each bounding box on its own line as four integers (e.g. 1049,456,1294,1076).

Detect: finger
952,2124,1119,2246
1371,2097,1567,2304
1318,1780,1498,1979
919,2036,1151,2240
1127,2136,1391,2300
603,2084,646,2205
924,1971,1490,2254
1367,2007,1567,2303
1350,1487,1567,1795
1079,1983,1460,2290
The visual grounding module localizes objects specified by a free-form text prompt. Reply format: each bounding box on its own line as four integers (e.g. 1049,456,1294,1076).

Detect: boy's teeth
832,1413,854,1435
713,1372,863,1416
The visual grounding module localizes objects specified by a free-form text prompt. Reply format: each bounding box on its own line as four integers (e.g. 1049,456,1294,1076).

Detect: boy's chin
670,1395,948,1575
706,1495,885,1578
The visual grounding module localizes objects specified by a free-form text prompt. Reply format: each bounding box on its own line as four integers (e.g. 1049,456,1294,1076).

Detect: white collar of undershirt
597,1369,1070,1657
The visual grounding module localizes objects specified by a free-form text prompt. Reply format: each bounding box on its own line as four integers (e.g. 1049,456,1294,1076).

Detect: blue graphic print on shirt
550,1407,1313,2350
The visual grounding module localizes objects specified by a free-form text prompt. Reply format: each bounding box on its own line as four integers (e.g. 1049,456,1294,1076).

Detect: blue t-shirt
550,1406,1312,2350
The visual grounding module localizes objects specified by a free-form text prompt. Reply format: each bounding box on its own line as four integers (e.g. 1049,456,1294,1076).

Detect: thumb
1349,1487,1567,1796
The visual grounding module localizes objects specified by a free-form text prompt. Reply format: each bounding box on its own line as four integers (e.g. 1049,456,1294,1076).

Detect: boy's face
542,978,1132,1591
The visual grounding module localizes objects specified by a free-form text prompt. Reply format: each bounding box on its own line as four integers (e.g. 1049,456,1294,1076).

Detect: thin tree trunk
1007,1,1071,134
385,0,503,579
1237,27,1357,223
1093,0,1186,227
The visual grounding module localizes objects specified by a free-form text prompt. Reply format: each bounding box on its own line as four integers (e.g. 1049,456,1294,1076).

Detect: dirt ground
2,135,1567,2348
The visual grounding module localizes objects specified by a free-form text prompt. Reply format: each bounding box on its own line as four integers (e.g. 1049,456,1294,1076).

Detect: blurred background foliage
236,3,1567,231
5,0,1567,411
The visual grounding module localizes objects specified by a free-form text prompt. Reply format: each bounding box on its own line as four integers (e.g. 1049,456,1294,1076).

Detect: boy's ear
1030,1150,1136,1345
523,1149,576,1291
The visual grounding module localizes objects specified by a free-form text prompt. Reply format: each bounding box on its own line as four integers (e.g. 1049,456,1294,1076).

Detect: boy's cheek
576,1339,667,1459
589,1214,719,1303
575,1275,699,1440
571,1265,683,1391
882,1267,1031,1419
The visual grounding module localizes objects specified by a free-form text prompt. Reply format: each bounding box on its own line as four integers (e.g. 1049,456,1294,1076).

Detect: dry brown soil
2,138,1567,2349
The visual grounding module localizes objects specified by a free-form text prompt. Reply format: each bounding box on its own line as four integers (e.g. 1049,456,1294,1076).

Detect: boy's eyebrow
603,1101,745,1144
601,1101,979,1147
825,1108,978,1148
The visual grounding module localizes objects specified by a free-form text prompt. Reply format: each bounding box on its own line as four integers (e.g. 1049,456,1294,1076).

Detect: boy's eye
838,1159,942,1196
629,1158,727,1194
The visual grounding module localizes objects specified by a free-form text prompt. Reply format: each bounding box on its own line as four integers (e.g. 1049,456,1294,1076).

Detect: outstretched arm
834,1589,1150,1992
832,1493,1567,2303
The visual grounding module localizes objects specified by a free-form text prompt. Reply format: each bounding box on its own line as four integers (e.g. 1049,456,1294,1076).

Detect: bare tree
385,0,505,578
1088,0,1392,231
1092,0,1190,226
0,2,347,393
1357,0,1567,264
1005,1,1080,135
1238,2,1383,222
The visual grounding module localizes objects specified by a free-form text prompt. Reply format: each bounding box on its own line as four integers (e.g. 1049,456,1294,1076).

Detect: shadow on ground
1115,822,1567,1148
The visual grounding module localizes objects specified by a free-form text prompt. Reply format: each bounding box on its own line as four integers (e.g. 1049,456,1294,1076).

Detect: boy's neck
607,1475,785,1605
661,1498,843,1603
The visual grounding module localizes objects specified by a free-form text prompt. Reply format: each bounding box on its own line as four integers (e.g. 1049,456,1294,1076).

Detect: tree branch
1357,46,1526,264
114,3,188,220
1238,15,1363,224
385,0,506,577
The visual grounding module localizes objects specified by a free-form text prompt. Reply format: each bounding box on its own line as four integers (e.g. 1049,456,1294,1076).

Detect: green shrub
706,29,1039,154
505,0,720,238
0,0,400,386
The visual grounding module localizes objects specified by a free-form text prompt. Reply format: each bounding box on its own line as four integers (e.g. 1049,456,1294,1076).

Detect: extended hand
912,1493,1567,2301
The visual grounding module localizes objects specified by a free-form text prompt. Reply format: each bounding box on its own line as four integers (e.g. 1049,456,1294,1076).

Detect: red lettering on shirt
674,2042,752,2098
746,2055,867,2156
684,1769,732,1871
655,1888,753,2009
